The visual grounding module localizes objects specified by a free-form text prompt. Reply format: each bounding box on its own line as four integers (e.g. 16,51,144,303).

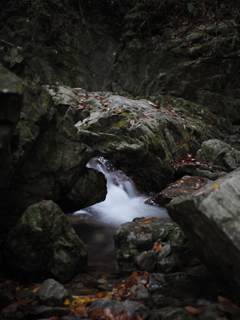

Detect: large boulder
0,84,107,224
166,167,240,300
114,217,191,272
4,200,88,282
44,85,231,193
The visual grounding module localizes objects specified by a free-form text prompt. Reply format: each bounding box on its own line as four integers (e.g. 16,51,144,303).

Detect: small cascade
68,157,169,269
73,157,169,226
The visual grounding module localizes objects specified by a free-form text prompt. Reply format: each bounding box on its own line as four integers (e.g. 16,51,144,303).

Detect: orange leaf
144,217,158,220
103,102,110,106
153,244,163,250
96,291,107,298
114,109,122,114
184,306,203,314
143,221,150,224
211,183,220,191
140,232,145,235
64,298,71,305
138,119,143,121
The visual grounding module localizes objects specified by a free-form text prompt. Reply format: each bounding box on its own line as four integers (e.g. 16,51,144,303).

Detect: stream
67,157,169,269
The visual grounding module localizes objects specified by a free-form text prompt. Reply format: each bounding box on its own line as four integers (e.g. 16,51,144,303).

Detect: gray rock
90,298,150,320
114,217,191,272
152,306,197,320
197,139,240,172
145,176,211,206
4,200,88,282
166,167,240,300
35,279,71,306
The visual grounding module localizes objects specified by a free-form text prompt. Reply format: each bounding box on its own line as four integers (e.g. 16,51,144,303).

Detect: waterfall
68,157,169,269
73,157,169,225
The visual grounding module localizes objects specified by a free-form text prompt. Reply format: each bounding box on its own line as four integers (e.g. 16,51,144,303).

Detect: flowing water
67,157,169,269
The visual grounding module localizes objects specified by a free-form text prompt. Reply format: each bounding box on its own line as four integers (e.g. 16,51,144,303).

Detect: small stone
35,278,72,306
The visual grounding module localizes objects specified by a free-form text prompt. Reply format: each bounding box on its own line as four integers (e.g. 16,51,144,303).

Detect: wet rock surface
4,200,88,283
145,176,211,206
167,166,240,301
43,85,231,193
114,217,191,273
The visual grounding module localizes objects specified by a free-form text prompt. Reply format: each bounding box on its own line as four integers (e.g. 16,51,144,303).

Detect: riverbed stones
166,167,240,300
114,217,191,272
4,200,88,283
90,299,150,320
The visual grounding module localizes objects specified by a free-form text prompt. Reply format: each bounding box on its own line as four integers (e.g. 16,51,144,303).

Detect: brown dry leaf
77,104,85,109
96,291,107,298
177,140,183,148
140,232,145,235
153,244,163,250
114,109,122,114
32,284,41,292
98,105,105,109
74,87,82,90
138,119,143,121
179,189,187,194
211,183,220,191
116,310,129,320
184,306,203,314
50,316,59,320
217,295,240,316
84,106,91,110
42,200,49,202
142,221,150,224
144,217,158,220
142,113,149,116
103,102,110,106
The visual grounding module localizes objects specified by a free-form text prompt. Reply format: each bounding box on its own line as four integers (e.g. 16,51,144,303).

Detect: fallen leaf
148,100,156,106
114,109,122,114
140,232,145,235
144,217,158,220
74,87,82,90
153,244,163,250
96,291,107,298
217,295,240,316
42,200,49,202
103,102,110,106
211,182,220,191
184,306,203,314
142,221,150,224
138,119,143,121
77,104,84,109
194,190,206,196
64,299,71,305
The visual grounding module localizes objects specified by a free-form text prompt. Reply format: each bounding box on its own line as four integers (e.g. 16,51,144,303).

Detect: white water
73,157,169,226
